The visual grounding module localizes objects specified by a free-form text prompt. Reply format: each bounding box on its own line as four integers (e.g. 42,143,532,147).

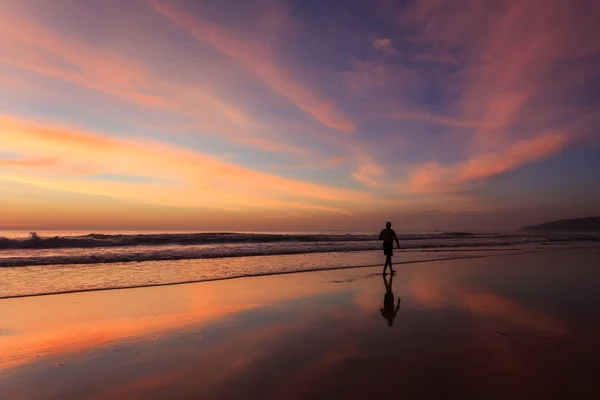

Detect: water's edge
0,247,577,300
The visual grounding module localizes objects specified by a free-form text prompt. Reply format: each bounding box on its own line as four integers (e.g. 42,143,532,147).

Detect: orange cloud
352,160,384,187
148,0,355,132
0,157,58,168
0,115,368,213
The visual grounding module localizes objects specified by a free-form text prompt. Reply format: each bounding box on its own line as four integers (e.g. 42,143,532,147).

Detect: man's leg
383,255,390,274
390,256,396,273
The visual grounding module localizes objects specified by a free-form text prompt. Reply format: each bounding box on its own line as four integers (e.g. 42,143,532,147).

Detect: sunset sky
1,0,599,231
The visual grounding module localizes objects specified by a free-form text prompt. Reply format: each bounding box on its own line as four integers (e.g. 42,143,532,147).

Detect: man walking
379,221,400,274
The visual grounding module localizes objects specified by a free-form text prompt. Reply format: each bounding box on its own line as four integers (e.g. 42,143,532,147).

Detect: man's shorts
383,242,394,256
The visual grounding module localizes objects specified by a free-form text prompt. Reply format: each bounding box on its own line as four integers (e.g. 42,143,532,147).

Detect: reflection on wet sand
380,274,401,327
0,273,347,371
1,249,600,399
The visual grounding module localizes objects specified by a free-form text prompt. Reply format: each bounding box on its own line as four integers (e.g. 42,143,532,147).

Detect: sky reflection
2,249,599,398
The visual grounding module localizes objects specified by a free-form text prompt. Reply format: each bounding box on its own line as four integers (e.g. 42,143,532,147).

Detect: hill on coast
519,217,600,232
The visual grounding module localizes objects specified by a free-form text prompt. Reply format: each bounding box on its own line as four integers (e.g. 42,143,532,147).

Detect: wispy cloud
1,115,368,213
148,0,355,132
407,132,568,194
351,159,385,187
373,38,399,56
0,4,304,155
394,0,600,195
380,112,480,128
0,0,598,228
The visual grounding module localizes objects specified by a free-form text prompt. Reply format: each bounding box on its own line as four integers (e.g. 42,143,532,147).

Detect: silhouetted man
379,221,399,274
380,273,401,327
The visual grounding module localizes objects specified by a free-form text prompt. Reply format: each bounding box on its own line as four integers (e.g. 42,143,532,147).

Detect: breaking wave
0,231,481,249
0,231,597,267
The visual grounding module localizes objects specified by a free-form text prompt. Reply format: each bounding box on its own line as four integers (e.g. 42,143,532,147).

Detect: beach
3,0,599,398
1,247,599,399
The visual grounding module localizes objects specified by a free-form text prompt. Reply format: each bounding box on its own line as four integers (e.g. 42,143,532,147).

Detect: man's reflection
380,273,401,327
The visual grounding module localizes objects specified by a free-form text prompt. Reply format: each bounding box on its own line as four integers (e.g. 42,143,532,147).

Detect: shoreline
0,246,589,300
0,242,576,268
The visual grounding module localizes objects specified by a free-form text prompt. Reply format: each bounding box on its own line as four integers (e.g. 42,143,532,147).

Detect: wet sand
1,248,600,399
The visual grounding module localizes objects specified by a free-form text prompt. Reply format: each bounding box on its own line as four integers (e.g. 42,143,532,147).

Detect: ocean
1,230,597,298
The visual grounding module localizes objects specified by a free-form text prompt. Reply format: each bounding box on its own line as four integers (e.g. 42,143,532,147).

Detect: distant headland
519,217,600,232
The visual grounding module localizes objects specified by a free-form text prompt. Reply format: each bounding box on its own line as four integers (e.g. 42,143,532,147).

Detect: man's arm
393,231,400,247
379,230,384,240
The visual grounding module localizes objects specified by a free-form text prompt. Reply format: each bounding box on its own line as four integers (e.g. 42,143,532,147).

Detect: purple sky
1,0,599,231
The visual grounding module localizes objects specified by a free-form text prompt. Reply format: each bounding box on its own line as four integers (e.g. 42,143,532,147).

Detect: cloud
395,0,600,195
409,52,458,65
148,0,355,132
381,112,480,128
0,115,369,213
352,160,384,187
1,0,598,227
407,132,568,194
0,4,306,155
267,156,348,171
0,157,58,168
457,132,567,181
373,38,399,56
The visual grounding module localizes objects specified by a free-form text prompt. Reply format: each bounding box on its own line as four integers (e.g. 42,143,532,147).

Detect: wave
3,230,596,250
0,231,487,249
0,235,594,267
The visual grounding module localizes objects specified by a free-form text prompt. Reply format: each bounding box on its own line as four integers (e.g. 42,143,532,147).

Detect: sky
1,0,599,231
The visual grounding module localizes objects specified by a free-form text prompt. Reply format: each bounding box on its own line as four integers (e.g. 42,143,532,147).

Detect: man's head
386,221,392,228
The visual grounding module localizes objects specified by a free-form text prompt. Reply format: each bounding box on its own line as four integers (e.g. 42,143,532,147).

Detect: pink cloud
457,132,567,181
408,132,568,194
382,112,480,128
352,161,384,187
0,5,307,155
397,0,600,195
148,0,355,132
407,162,449,194
373,38,399,56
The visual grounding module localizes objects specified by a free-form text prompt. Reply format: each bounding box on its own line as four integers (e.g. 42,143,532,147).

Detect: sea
1,230,597,298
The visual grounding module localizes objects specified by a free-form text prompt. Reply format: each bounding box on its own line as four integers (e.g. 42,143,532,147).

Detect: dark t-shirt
380,228,397,243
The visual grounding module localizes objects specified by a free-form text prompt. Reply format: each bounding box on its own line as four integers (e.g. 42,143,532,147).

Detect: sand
1,247,600,399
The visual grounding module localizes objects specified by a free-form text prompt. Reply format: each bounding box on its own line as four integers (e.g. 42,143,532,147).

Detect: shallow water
2,229,595,298
2,230,592,267
0,244,577,298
